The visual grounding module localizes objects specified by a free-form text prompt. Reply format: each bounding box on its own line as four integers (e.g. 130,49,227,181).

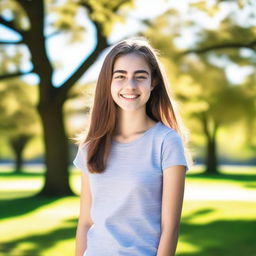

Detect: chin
119,105,146,112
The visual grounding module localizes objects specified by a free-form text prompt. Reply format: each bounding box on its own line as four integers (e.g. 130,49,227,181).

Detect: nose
125,77,137,89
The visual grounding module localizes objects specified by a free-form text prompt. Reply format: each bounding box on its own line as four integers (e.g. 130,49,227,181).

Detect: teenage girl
73,37,192,256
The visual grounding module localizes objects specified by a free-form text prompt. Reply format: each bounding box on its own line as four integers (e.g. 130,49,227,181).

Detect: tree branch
0,40,24,45
201,112,211,141
0,16,23,35
180,40,256,55
0,69,34,80
58,31,109,99
58,0,132,96
57,2,111,100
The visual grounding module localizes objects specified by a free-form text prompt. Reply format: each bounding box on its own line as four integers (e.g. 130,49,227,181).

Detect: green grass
0,165,256,256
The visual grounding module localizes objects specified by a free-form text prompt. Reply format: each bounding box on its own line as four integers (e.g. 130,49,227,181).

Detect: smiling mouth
120,94,140,99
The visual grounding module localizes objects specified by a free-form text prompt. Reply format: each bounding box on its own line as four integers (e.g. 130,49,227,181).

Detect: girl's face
111,53,154,112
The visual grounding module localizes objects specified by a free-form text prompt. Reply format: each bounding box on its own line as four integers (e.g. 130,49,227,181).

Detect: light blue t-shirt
73,121,189,256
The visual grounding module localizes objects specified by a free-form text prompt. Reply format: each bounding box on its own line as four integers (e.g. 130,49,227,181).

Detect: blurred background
0,0,255,255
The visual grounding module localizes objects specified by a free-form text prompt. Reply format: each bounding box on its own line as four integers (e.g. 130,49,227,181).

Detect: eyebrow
113,70,150,75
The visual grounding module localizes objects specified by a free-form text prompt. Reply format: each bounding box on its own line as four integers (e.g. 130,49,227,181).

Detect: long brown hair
80,37,193,173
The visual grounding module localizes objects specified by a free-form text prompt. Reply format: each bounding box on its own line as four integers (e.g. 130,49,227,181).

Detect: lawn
0,165,255,256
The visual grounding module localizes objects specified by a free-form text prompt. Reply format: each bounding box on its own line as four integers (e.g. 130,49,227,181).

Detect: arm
75,172,94,256
157,165,186,256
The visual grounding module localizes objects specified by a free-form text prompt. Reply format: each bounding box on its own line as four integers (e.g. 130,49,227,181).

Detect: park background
0,0,256,255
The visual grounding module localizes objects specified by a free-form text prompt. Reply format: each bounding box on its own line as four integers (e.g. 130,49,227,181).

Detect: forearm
156,229,179,256
75,223,91,256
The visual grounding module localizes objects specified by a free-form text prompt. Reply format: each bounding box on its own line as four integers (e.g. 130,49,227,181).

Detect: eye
135,76,147,80
114,75,125,79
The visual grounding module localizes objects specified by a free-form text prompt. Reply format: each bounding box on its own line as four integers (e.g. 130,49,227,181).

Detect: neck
115,108,155,137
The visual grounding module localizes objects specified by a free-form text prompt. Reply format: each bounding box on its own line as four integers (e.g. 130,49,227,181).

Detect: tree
0,79,40,172
143,0,256,173
9,134,33,172
181,0,256,171
0,0,133,196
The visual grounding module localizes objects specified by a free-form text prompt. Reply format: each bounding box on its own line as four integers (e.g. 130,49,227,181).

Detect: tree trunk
10,135,32,173
0,0,108,196
201,112,219,174
205,137,218,174
14,148,22,173
37,100,73,196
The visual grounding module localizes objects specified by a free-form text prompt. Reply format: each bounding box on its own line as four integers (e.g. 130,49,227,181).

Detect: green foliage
0,47,25,76
0,78,40,138
144,0,256,160
81,0,134,36
0,0,29,30
46,0,134,42
48,1,87,42
64,82,95,137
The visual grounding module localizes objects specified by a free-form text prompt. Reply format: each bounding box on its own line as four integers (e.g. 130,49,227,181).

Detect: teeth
121,94,139,99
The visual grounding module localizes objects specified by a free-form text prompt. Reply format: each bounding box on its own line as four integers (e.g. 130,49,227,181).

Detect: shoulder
156,122,182,143
158,123,189,172
155,123,185,155
75,142,88,162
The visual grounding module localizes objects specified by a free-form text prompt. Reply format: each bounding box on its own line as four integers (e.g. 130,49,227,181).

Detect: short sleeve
161,131,189,173
73,144,89,175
